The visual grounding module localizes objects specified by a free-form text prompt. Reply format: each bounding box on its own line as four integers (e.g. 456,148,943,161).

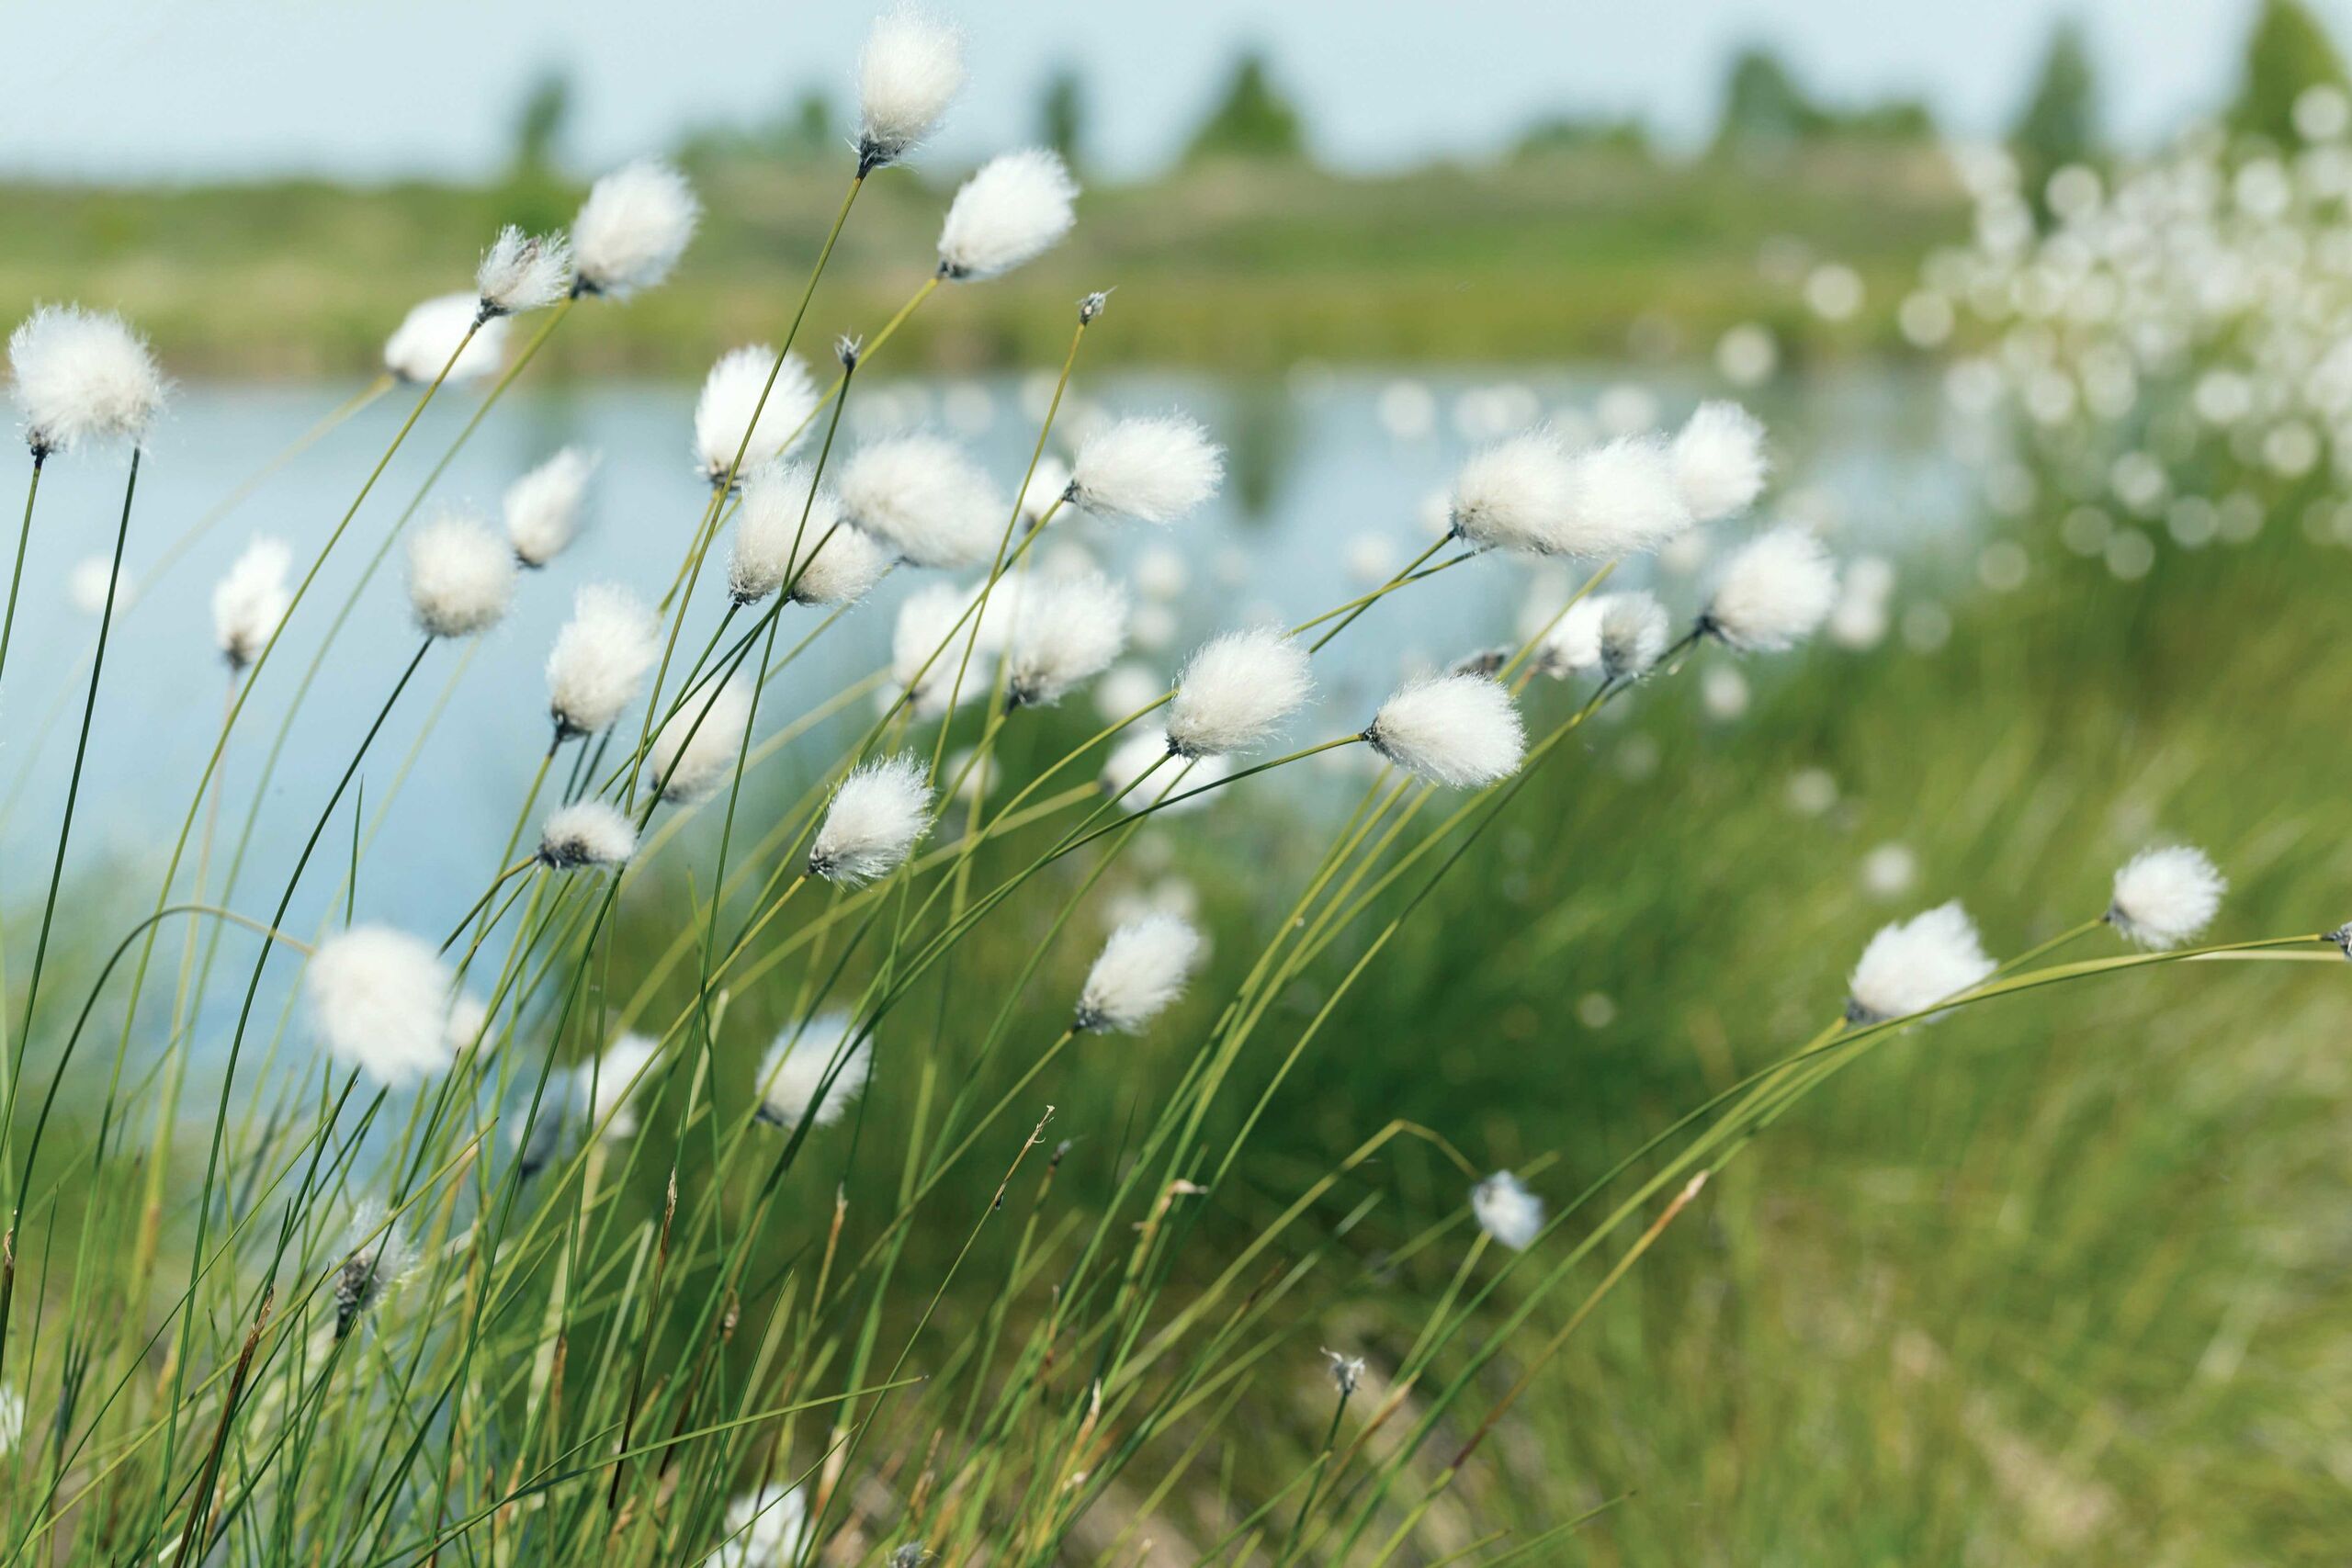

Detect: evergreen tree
1040,65,1087,168
2229,0,2352,145
1713,46,1824,157
1183,51,1305,163
511,68,572,178
2011,18,2099,208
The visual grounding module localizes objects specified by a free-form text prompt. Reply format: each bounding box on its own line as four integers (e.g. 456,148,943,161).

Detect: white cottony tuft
729,462,892,606
752,1014,872,1131
1599,591,1670,682
1448,432,1577,555
1068,414,1225,525
407,510,515,639
305,925,457,1087
695,346,817,486
1847,900,1996,1024
1006,570,1129,709
1472,1171,1544,1250
1363,674,1526,788
1561,434,1695,558
476,226,572,318
1534,593,1608,679
384,294,509,383
1102,728,1227,812
2109,844,2226,949
538,800,638,870
1672,400,1769,522
1167,627,1311,758
68,555,130,617
1018,454,1073,525
1703,525,1838,652
1075,913,1203,1032
647,678,752,804
809,755,933,885
504,447,599,568
856,4,966,171
547,584,659,739
583,1032,659,1139
707,1483,811,1568
211,536,292,671
937,149,1080,280
571,160,701,299
891,581,986,716
839,434,1004,570
9,304,166,456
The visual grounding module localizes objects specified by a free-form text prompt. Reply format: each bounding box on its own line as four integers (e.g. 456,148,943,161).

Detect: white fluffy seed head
571,160,701,299
1703,525,1838,652
1533,593,1608,678
2109,844,2226,949
407,510,515,639
1167,627,1311,758
1069,414,1225,525
9,305,165,456
1672,400,1769,522
583,1032,658,1138
1018,454,1073,525
839,434,1004,570
476,226,572,318
695,346,817,486
1472,1170,1544,1250
1102,728,1227,813
729,462,892,606
809,755,933,885
647,678,753,803
857,4,966,171
1448,432,1577,554
305,925,456,1087
1363,674,1526,788
547,583,659,738
538,799,637,869
1561,435,1695,558
1847,900,1996,1024
752,1013,871,1131
504,446,599,568
1599,591,1671,682
712,1483,811,1568
891,581,986,716
1076,913,1204,1032
211,535,292,671
1006,570,1129,710
937,149,1080,280
384,294,510,383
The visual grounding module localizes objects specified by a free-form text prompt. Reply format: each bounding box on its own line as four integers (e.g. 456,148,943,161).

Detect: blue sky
4,0,2338,183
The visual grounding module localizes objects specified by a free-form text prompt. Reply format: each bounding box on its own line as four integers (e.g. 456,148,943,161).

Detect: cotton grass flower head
1562,434,1695,557
1599,591,1670,682
571,160,700,299
729,462,893,607
1846,900,1996,1024
1067,414,1225,525
504,446,599,568
2108,844,2225,949
407,510,514,639
809,755,933,885
1018,454,1073,526
838,434,1003,570
937,148,1080,280
1472,1170,1544,1250
1167,626,1311,758
856,4,965,172
891,581,986,716
1533,593,1607,678
1447,431,1577,554
752,1013,871,1130
1362,674,1526,787
384,294,509,383
1075,913,1203,1033
333,1222,410,1342
695,346,817,487
0,1387,22,1453
475,226,571,319
538,800,638,870
305,925,457,1087
707,1483,811,1568
1102,728,1227,812
210,536,291,671
68,556,129,616
9,304,165,456
1005,570,1129,710
583,1032,659,1139
1702,525,1838,652
547,584,658,739
648,678,752,804
1671,400,1769,522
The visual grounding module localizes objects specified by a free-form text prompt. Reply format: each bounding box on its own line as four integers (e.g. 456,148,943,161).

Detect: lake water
0,367,1974,956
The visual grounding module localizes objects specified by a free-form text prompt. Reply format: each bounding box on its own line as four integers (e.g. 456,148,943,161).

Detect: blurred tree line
500,0,2352,192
